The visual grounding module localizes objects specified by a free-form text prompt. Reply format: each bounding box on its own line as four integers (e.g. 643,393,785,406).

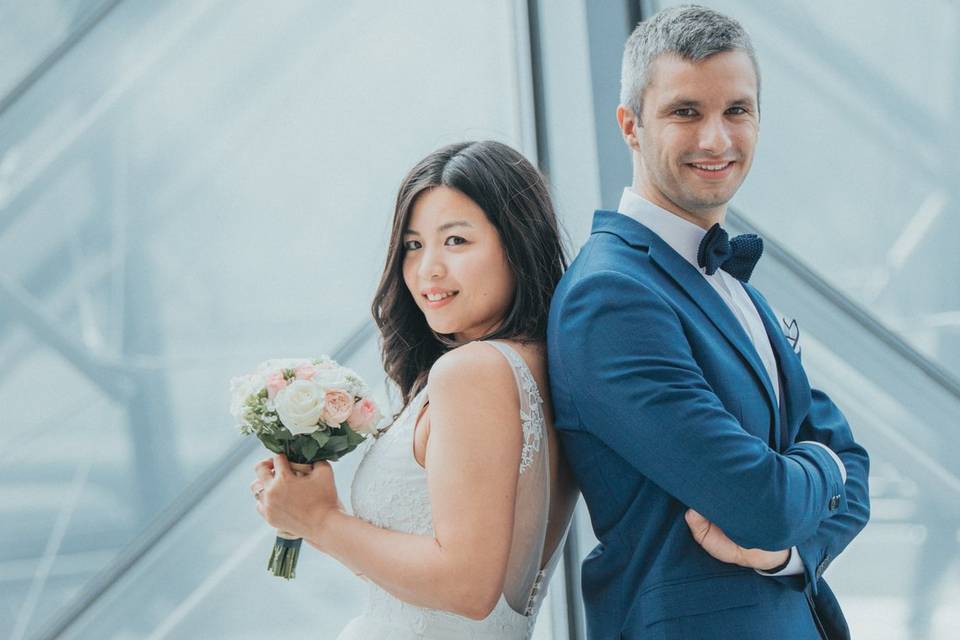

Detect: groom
547,5,870,639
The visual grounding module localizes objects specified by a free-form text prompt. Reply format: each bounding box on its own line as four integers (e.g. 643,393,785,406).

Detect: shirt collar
616,188,707,271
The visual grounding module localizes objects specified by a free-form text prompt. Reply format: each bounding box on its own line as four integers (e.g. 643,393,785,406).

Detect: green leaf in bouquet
341,423,366,446
272,427,294,441
324,434,350,452
257,432,284,454
310,430,331,447
299,437,320,461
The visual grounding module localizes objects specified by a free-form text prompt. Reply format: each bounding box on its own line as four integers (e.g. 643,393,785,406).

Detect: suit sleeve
792,390,870,594
554,270,847,550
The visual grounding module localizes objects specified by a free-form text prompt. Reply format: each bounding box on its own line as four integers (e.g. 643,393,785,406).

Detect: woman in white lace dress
251,141,579,639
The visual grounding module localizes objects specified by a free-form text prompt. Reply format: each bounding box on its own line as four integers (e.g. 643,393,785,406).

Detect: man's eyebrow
403,220,473,235
729,96,757,108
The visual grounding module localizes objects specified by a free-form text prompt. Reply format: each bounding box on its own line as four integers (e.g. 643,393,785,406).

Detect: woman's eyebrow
437,220,472,232
404,220,473,235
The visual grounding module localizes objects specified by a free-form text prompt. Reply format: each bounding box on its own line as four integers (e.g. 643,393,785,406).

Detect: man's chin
678,194,735,214
684,183,741,208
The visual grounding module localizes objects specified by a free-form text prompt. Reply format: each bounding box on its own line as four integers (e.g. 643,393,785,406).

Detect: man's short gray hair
620,4,760,119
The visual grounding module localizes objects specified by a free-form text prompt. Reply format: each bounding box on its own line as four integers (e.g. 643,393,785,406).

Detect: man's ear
617,104,641,151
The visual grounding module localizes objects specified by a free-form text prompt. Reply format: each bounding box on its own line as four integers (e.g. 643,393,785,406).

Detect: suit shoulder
565,232,654,280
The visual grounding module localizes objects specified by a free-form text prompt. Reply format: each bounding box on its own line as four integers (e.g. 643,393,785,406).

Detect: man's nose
698,116,732,154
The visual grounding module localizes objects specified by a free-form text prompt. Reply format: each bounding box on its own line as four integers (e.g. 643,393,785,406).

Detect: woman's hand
685,509,790,571
251,454,343,546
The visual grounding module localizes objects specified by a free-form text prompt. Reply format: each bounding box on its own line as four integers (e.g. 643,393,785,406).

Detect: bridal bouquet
230,357,383,579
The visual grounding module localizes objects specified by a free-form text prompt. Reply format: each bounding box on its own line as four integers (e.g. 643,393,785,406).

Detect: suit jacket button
829,495,840,511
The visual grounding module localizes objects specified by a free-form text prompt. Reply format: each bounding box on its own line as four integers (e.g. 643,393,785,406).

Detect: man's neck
630,184,726,230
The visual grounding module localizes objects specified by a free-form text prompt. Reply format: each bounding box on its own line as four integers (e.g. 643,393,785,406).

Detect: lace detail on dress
484,342,545,475
339,343,558,640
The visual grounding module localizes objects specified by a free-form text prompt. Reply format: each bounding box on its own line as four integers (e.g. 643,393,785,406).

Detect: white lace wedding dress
337,341,565,640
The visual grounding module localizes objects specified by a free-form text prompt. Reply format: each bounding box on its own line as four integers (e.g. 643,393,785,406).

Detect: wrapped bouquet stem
230,357,384,579
267,460,314,579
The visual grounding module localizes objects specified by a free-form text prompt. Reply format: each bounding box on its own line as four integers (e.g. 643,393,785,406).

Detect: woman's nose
418,248,446,280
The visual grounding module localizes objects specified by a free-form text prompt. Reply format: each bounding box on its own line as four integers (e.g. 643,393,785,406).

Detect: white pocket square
781,316,801,357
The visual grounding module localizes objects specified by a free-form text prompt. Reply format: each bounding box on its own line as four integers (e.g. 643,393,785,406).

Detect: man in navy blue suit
547,5,870,639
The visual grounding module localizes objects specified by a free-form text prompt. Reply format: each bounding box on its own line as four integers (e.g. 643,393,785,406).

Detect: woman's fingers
273,453,292,478
254,458,274,483
311,460,332,477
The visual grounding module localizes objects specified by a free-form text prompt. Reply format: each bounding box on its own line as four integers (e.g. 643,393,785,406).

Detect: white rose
274,379,326,435
311,367,349,390
229,373,264,420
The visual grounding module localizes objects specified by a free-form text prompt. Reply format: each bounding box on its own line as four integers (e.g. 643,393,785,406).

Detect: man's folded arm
555,271,846,550
787,390,870,592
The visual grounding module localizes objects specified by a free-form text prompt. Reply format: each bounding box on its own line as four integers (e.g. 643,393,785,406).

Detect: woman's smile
422,287,460,308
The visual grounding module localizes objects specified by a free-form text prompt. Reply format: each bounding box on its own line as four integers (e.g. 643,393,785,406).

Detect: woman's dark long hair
372,140,567,408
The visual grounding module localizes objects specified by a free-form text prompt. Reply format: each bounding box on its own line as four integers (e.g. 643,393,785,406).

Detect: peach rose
265,372,288,400
347,398,383,435
322,389,355,427
294,364,317,380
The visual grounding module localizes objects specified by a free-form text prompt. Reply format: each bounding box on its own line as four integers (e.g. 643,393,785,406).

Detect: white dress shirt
616,188,845,577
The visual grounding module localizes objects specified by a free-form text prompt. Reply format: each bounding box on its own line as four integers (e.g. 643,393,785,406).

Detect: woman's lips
423,291,458,309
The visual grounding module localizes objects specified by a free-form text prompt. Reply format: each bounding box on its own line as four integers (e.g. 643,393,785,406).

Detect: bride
250,140,579,639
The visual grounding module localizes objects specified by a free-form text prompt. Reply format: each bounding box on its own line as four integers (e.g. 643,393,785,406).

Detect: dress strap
482,341,545,475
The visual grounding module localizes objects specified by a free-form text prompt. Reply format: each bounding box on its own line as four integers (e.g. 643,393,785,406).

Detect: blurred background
1,1,957,638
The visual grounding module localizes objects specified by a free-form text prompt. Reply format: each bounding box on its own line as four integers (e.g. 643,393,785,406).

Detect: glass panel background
0,0,536,637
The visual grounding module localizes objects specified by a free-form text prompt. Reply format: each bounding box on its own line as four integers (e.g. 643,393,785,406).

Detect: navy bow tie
696,223,764,282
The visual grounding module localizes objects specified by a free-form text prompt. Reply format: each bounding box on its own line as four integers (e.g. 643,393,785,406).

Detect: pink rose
265,372,287,400
322,389,355,427
347,398,382,435
294,364,317,380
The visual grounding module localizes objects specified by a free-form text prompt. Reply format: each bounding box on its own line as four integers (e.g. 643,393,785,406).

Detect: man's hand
685,509,789,571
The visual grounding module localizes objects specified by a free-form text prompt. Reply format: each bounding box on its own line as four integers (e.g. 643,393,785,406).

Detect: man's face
634,50,759,225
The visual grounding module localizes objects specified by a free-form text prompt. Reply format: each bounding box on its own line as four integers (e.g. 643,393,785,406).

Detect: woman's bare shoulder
425,342,521,428
428,341,514,394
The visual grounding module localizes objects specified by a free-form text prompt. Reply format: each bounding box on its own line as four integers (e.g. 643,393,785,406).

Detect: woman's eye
444,236,467,246
403,240,421,251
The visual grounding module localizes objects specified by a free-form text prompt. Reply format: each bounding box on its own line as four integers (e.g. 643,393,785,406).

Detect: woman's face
402,186,516,343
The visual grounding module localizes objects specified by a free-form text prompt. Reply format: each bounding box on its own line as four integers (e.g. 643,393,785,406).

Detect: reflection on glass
1,0,533,637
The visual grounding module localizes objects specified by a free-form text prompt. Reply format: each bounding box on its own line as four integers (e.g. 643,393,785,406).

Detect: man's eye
403,240,421,251
727,106,748,115
444,236,466,246
674,108,697,117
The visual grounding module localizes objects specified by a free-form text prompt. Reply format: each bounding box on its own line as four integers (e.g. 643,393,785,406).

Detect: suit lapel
743,285,810,446
592,211,779,423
